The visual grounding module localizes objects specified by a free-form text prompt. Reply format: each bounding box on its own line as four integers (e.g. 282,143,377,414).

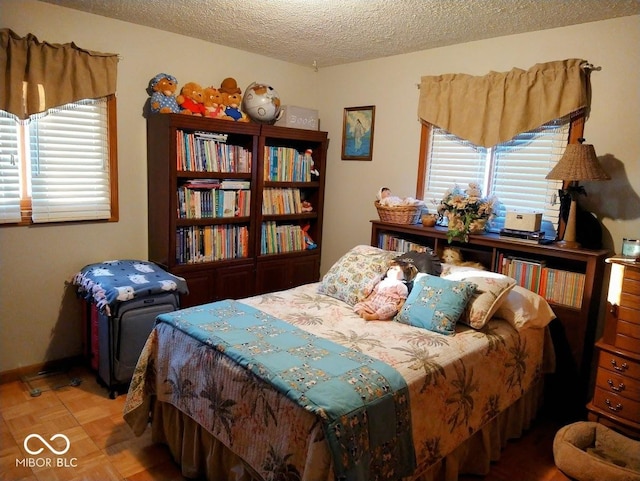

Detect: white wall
0,0,638,372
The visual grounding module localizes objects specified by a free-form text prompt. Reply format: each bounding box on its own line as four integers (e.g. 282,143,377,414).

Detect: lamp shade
546,142,610,181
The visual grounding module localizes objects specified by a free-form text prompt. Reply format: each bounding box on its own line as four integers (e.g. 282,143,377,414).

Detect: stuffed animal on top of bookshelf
148,73,184,114
203,87,225,119
221,92,249,122
219,77,242,95
176,82,206,116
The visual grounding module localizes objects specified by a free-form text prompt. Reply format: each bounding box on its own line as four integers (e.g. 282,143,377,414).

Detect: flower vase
446,213,465,242
468,218,487,234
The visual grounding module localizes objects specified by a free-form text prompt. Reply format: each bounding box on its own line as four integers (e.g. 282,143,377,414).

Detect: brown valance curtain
0,28,118,120
417,59,591,148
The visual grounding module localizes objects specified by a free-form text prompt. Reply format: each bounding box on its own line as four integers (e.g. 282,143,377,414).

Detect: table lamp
545,138,610,248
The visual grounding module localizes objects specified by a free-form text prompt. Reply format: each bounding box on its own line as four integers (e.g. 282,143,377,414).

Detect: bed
123,245,556,481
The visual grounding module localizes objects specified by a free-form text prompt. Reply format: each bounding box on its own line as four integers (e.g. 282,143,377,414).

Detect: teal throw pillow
396,274,476,335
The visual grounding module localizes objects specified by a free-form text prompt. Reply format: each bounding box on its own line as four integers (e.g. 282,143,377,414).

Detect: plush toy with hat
176,82,206,116
148,73,184,114
219,77,242,95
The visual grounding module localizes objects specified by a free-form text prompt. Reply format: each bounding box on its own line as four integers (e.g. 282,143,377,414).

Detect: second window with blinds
418,115,582,233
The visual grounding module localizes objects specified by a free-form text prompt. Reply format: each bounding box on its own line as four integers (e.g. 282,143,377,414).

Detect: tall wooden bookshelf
147,114,328,307
371,220,609,409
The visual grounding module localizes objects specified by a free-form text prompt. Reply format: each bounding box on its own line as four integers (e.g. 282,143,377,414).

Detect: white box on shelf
275,105,319,130
504,211,542,233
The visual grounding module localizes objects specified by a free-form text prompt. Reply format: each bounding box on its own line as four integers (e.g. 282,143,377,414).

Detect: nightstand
587,258,640,439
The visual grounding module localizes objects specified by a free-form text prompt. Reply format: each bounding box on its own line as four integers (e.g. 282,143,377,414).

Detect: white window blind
29,98,111,223
0,114,22,223
491,122,568,223
425,130,486,205
423,120,568,230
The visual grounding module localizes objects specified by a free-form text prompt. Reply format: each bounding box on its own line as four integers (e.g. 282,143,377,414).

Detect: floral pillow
395,274,476,335
441,269,516,329
318,245,400,306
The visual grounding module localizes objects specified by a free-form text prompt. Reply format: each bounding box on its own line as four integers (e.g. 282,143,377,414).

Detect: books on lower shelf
176,225,249,264
498,254,585,308
262,188,305,215
261,222,307,254
377,234,432,253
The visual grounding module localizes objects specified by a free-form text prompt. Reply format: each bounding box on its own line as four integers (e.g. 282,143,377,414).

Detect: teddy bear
353,259,418,321
202,86,226,119
176,82,206,116
148,73,184,114
221,92,249,122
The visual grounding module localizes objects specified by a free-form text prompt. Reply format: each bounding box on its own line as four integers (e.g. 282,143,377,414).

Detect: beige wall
316,16,640,273
0,0,638,372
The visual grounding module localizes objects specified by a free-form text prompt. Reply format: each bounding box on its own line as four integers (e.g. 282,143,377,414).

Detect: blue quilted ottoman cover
73,260,189,315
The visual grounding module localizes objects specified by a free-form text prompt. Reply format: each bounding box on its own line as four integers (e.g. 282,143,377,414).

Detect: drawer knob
607,379,626,392
605,399,623,412
610,359,628,372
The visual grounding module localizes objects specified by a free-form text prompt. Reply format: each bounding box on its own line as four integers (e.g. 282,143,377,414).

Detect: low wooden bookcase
371,220,609,410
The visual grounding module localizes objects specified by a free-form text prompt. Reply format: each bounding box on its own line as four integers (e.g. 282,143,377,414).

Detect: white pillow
494,285,556,330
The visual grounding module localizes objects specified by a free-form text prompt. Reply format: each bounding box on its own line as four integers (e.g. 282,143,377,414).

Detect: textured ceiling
41,0,640,68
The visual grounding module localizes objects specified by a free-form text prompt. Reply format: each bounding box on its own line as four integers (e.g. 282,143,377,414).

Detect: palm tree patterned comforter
123,282,547,481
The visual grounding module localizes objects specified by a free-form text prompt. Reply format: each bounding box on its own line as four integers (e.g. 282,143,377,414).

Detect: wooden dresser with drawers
587,258,640,438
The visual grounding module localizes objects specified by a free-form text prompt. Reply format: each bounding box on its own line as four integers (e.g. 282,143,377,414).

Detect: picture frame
341,105,375,161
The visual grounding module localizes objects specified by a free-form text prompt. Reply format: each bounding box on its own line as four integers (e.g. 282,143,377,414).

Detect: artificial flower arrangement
437,183,497,243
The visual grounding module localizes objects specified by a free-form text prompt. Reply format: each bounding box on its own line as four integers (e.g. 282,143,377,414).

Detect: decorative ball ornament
241,82,282,124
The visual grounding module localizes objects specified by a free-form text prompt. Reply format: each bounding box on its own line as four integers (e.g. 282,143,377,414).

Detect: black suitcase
97,291,179,398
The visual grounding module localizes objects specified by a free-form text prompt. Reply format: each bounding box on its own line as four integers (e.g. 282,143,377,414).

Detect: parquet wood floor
1,366,572,481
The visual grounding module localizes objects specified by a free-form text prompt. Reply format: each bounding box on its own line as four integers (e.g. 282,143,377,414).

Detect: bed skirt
149,378,543,481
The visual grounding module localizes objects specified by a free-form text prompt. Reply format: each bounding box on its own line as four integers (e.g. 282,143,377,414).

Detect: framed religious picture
341,105,375,161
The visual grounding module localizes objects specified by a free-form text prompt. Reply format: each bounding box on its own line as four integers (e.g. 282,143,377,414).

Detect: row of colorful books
176,225,249,264
263,146,315,182
377,234,432,253
498,254,585,308
261,222,307,255
177,185,250,218
262,188,306,215
176,130,252,173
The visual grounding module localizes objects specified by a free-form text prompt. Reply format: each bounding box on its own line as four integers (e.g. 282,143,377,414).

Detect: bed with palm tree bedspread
123,245,556,481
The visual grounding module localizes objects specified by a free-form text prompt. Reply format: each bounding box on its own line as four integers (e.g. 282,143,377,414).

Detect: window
0,95,118,225
418,115,584,231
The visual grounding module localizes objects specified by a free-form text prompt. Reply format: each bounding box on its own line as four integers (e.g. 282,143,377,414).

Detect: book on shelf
261,221,306,254
220,179,250,190
177,184,250,219
176,225,249,264
263,146,315,182
262,188,305,215
538,267,585,308
177,130,252,173
498,254,546,293
377,234,432,253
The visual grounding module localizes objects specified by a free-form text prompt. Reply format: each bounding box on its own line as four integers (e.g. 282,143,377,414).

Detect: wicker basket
374,201,421,225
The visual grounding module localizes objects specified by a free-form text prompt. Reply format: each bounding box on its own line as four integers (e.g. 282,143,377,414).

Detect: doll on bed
354,259,418,321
